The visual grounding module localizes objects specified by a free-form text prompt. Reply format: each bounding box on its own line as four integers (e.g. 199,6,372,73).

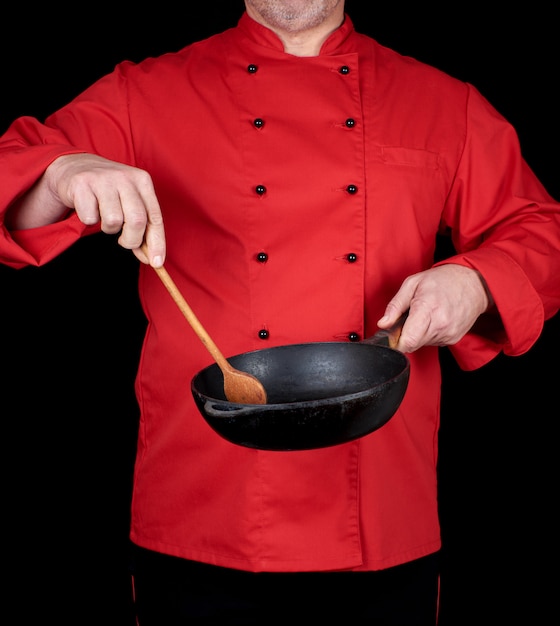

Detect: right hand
37,153,165,267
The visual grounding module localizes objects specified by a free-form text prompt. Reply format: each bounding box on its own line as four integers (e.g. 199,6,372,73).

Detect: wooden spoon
142,249,267,405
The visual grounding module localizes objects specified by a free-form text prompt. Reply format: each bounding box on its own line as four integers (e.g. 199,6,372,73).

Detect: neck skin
244,3,345,56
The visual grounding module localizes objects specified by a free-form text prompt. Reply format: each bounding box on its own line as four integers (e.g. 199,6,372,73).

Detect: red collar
237,11,356,55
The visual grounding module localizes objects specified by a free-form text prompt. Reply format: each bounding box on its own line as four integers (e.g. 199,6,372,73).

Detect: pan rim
191,341,410,411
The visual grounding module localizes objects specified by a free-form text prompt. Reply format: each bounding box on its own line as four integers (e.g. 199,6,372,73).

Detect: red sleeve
436,85,560,369
0,64,134,268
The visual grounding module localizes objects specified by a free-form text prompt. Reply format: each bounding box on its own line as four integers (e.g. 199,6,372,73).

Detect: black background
1,2,558,624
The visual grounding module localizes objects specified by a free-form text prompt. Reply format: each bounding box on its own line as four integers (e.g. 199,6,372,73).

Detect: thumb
377,301,406,328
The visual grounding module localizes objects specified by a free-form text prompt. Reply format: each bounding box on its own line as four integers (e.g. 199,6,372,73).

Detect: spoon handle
151,263,232,372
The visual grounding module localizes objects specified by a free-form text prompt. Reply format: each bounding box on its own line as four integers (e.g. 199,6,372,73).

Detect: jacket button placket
339,62,364,343
248,71,270,341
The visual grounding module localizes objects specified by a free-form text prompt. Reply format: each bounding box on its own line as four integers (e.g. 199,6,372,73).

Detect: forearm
4,166,70,231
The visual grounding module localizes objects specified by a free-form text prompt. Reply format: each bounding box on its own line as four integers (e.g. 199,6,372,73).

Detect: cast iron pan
191,326,410,451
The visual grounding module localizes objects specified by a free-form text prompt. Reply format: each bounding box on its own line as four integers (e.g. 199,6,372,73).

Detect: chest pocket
379,146,440,170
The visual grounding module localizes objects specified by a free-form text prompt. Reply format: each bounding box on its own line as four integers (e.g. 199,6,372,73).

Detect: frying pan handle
202,401,259,417
364,312,408,349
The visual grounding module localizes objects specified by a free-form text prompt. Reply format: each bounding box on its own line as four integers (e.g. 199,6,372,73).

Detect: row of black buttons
257,329,360,341
255,252,357,264
254,183,358,196
252,117,355,129
247,64,351,74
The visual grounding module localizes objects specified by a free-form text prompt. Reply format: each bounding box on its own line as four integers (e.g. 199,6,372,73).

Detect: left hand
377,264,494,353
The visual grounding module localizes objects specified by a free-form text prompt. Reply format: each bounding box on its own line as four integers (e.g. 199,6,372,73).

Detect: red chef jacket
1,13,559,572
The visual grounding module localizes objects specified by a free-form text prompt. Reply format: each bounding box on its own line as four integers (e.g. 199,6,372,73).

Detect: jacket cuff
0,213,98,268
435,247,544,370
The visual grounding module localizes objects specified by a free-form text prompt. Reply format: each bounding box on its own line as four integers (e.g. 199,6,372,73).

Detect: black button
347,253,357,263
256,252,268,263
253,118,264,128
339,66,350,74
345,118,356,128
348,332,360,342
346,184,358,194
248,64,258,73
258,329,269,340
255,185,266,195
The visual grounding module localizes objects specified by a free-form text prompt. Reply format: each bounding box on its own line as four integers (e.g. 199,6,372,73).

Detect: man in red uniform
1,1,559,623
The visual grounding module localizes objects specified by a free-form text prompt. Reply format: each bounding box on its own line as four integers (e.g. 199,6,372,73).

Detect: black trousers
130,543,440,625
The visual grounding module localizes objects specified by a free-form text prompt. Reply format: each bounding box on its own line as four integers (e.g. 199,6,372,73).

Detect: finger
116,196,149,249
79,172,130,234
134,231,165,268
377,307,400,329
397,305,432,352
133,244,151,266
141,197,166,268
377,285,416,328
72,187,103,226
99,189,129,235
117,174,165,262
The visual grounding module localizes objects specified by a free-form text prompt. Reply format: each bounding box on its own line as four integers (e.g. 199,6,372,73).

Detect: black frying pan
191,324,410,451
